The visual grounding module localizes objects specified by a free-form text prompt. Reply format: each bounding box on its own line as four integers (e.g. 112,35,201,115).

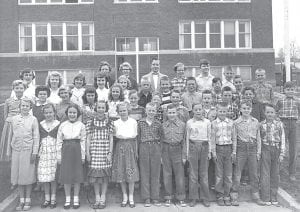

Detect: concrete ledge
278,187,300,212
0,190,18,212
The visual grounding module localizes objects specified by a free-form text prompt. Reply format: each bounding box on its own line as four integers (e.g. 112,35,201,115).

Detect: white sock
25,198,31,203
65,196,71,203
45,194,50,201
95,195,101,202
129,195,134,202
73,196,79,203
123,194,128,202
20,198,25,203
100,194,106,202
51,194,56,201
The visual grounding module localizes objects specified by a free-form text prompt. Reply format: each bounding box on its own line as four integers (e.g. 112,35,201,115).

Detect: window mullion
221,20,224,48
63,23,67,51
47,23,51,52
206,20,210,49
78,22,82,51
235,20,239,48
32,23,36,52
191,21,195,49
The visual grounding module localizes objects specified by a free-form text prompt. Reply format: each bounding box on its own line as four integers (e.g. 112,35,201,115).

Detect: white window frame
178,0,250,3
19,22,94,53
114,0,159,3
179,19,251,50
18,0,94,5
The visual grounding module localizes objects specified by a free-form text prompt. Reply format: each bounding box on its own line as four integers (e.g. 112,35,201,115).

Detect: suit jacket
142,72,168,92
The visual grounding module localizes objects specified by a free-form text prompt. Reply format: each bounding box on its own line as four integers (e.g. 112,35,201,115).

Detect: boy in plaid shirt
171,62,187,93
212,77,223,105
222,86,239,120
251,68,273,104
211,102,234,206
137,102,163,207
260,104,285,205
276,81,300,181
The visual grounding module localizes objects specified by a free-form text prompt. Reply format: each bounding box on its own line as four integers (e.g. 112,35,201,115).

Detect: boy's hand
182,158,187,164
107,152,112,163
279,155,284,162
57,159,61,165
211,152,217,161
257,153,261,161
231,153,236,164
30,154,37,164
86,154,91,162
208,152,212,160
82,159,85,164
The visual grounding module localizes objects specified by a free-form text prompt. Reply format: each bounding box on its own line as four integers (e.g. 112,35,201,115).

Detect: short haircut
151,57,159,63
264,103,275,112
212,77,222,85
42,103,56,115
242,86,256,95
152,92,162,98
186,76,197,83
140,77,150,84
93,73,107,88
116,102,130,113
234,75,242,80
98,61,112,72
20,97,33,109
82,87,98,104
240,99,252,108
173,62,185,72
146,102,157,110
255,68,266,75
199,59,210,67
58,86,72,98
73,73,86,86
46,71,63,88
222,86,232,94
224,65,233,73
166,103,178,111
160,76,170,83
170,89,181,96
95,100,109,112
65,103,81,118
202,89,212,95
35,85,50,97
217,101,229,109
284,81,295,89
19,68,35,80
12,80,26,89
192,103,202,110
119,62,133,72
128,89,138,98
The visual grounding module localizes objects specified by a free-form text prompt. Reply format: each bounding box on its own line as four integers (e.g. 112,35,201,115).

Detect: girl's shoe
129,200,135,208
63,202,71,210
50,200,57,209
23,202,31,211
15,202,24,211
73,201,80,209
92,201,100,209
121,200,128,207
164,199,171,207
98,201,106,209
41,200,50,208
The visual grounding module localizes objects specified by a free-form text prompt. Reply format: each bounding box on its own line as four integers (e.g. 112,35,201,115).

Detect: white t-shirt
153,74,158,91
96,88,109,102
114,117,137,139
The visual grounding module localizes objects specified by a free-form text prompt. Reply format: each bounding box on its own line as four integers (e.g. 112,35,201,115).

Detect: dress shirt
276,96,300,120
181,91,202,112
162,118,185,145
251,82,273,104
71,87,85,107
137,118,162,143
196,74,214,92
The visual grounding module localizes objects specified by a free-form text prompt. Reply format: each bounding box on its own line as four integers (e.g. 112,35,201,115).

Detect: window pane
195,34,206,48
82,36,93,50
183,34,191,49
19,0,32,3
67,25,78,36
66,0,78,3
116,38,135,52
51,24,63,35
183,23,191,33
81,0,93,2
82,24,90,35
50,0,63,2
139,38,158,51
35,0,47,3
239,34,250,48
36,25,47,36
195,23,206,33
21,37,32,52
21,25,32,36
36,37,48,51
224,22,235,48
51,36,63,51
210,34,220,48
67,37,78,50
210,22,220,33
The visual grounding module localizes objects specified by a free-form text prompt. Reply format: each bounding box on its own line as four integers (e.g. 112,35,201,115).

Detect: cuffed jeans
215,145,233,200
139,141,162,200
281,119,297,176
260,145,280,202
188,141,210,201
162,143,185,201
232,141,259,200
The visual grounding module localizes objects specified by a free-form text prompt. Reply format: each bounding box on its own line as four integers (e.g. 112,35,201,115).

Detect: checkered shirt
212,92,222,105
86,118,114,140
137,118,163,143
171,77,187,92
276,96,300,119
227,101,240,120
252,82,273,104
211,118,234,146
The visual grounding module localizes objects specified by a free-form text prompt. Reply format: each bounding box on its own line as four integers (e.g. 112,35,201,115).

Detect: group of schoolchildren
0,58,299,211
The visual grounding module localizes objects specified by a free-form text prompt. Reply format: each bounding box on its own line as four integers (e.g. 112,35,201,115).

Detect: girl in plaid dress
86,101,114,209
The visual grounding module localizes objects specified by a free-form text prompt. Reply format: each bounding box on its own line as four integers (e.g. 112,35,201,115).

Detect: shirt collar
166,118,180,126
216,117,229,123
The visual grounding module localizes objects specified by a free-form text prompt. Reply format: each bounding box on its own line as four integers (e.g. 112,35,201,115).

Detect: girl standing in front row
10,98,40,211
38,104,60,209
57,104,86,209
112,103,139,208
86,101,114,209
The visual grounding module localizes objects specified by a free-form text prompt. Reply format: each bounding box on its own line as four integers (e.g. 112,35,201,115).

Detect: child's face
186,80,196,93
86,92,96,104
284,87,295,98
233,78,243,91
20,101,31,114
97,77,106,89
118,105,129,118
14,84,25,98
224,69,234,80
141,81,151,91
37,91,48,103
59,89,70,101
176,66,185,78
200,64,210,75
265,106,276,121
256,72,265,82
129,93,139,106
74,78,84,88
244,90,255,100
160,80,170,92
49,76,60,89
202,93,212,105
119,79,128,90
67,107,78,122
152,95,161,105
44,107,55,122
222,91,233,103
240,104,252,117
193,104,203,119
146,105,157,119
212,81,222,92
111,87,121,100
217,106,228,120
167,108,177,121
121,66,131,76
100,65,110,75
171,93,181,104
96,102,106,116
151,60,160,74
23,72,34,83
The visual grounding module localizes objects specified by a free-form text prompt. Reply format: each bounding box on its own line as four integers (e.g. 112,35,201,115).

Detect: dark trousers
139,142,162,200
260,145,280,202
232,142,259,200
162,143,185,201
215,145,233,200
281,119,297,176
188,142,210,201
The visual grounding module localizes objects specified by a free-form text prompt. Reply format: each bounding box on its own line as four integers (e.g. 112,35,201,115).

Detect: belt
216,144,232,146
189,140,208,145
280,117,297,120
63,139,80,143
141,140,160,144
163,142,181,146
262,143,280,148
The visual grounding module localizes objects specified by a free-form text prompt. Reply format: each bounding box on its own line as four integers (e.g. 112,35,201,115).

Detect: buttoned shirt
252,82,273,104
137,118,162,143
212,92,222,105
114,117,137,139
4,97,21,119
162,104,190,123
11,114,40,154
276,96,300,120
233,116,261,155
211,118,234,154
260,119,285,156
222,79,236,93
196,74,214,92
227,101,240,120
162,118,185,145
181,91,202,112
171,77,187,92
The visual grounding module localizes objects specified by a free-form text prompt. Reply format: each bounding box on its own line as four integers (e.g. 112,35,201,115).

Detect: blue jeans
215,145,232,199
260,145,280,202
231,141,259,200
162,143,185,201
188,141,210,201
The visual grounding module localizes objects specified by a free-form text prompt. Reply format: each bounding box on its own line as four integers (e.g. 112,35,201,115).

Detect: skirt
0,118,13,161
37,138,57,182
111,138,139,183
11,149,36,185
59,139,84,184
